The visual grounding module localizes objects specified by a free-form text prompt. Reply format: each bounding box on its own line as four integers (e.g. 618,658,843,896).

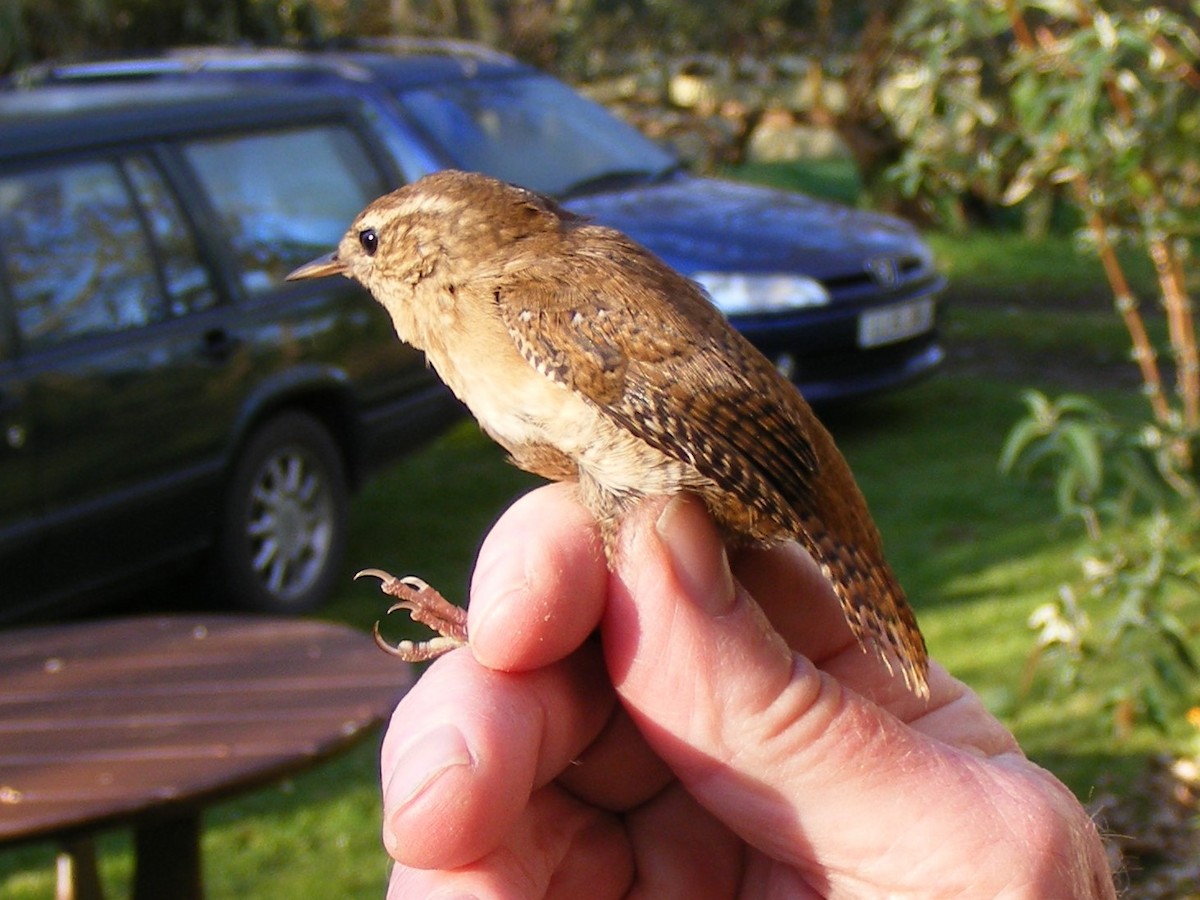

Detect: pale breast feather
495,264,818,531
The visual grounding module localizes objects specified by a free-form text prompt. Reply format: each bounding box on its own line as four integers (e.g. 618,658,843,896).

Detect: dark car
0,80,461,621
21,41,945,403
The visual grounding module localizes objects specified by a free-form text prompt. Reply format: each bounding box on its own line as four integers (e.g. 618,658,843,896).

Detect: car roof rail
10,39,519,88
11,47,374,85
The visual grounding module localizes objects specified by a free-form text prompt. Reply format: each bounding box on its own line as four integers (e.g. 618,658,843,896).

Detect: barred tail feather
800,516,930,697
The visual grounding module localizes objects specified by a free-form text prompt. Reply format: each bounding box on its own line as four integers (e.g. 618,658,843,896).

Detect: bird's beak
286,253,347,281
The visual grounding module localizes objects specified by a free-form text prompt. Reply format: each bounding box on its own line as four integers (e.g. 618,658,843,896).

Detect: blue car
22,41,944,403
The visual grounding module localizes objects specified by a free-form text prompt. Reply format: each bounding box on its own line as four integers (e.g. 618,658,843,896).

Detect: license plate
857,298,935,348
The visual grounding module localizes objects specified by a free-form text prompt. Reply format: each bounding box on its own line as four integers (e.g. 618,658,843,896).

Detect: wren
288,169,929,696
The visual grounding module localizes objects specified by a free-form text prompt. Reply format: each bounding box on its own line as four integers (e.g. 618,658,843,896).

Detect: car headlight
692,272,831,315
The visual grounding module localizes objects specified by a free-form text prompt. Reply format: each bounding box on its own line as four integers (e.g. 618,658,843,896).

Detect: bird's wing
493,232,817,536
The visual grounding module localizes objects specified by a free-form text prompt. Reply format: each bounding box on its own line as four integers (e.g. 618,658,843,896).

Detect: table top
0,615,414,845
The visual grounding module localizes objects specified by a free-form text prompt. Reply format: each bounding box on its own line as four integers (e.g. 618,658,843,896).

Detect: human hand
379,483,1115,898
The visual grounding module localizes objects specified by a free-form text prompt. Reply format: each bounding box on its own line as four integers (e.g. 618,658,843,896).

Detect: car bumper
732,289,945,404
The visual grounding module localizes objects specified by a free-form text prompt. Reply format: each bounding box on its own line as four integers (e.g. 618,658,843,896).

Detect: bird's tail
801,520,930,698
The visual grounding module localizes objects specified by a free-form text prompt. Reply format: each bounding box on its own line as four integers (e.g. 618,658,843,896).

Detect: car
0,79,463,621
19,40,946,404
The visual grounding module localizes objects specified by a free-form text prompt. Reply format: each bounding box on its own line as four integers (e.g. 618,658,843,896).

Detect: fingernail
384,723,473,814
655,494,736,615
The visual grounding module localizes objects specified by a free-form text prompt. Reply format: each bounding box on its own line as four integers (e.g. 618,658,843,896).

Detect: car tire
217,411,349,614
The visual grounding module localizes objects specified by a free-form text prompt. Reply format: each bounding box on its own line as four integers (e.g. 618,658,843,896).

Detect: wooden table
0,615,414,899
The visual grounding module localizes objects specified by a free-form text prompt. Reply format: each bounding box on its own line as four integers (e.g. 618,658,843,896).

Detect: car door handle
200,328,240,360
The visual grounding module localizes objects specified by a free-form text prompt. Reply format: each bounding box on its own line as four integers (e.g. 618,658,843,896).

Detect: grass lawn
1,168,1185,896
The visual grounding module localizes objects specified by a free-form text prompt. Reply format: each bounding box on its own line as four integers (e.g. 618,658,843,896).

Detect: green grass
327,422,540,636
823,380,1173,786
928,230,1158,309
2,184,1188,896
722,157,863,207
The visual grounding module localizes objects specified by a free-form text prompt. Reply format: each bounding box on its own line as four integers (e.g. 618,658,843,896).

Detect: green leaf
999,417,1051,474
1153,611,1200,674
1022,439,1071,481
1060,421,1105,495
1002,159,1041,206
1020,389,1055,423
1140,681,1170,732
1151,652,1190,697
1056,467,1087,516
1052,394,1107,419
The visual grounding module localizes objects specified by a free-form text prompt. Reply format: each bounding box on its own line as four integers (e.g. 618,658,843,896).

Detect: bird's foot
356,568,468,662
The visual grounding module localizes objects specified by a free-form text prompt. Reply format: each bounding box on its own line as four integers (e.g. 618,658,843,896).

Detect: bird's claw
356,568,469,662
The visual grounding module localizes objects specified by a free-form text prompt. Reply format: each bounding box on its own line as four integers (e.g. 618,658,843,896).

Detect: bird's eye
358,228,379,257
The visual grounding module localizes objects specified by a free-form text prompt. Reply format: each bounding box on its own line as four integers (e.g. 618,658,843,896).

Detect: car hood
562,174,927,281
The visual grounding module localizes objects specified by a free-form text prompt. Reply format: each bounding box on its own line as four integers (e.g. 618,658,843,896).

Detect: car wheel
218,411,348,614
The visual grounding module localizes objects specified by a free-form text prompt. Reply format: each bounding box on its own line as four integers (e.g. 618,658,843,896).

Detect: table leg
132,813,203,900
56,837,106,900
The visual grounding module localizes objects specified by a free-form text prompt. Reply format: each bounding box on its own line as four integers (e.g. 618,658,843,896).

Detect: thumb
600,494,1001,874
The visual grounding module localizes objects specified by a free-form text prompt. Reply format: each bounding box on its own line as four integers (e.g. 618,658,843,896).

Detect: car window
395,74,678,197
125,156,218,317
183,125,386,295
0,161,167,351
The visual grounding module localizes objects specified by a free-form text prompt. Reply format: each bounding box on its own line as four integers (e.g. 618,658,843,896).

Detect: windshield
393,74,679,197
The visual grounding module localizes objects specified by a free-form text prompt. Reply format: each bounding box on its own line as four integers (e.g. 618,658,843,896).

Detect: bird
287,169,929,696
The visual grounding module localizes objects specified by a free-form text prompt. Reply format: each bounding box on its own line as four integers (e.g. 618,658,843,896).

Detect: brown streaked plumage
288,169,929,696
